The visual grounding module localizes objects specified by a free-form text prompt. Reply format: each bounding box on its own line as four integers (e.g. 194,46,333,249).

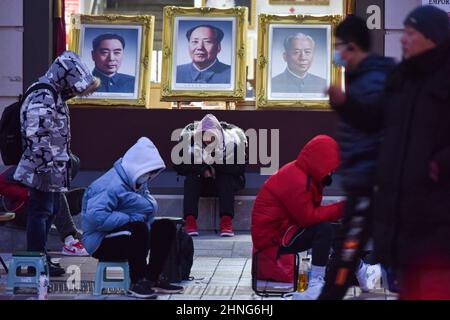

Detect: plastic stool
94,261,130,295
6,251,49,294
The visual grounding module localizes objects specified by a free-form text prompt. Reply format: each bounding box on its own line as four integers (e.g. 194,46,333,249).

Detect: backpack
0,83,57,165
160,218,194,283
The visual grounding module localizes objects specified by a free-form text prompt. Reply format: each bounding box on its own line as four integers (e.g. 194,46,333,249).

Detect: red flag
54,0,66,58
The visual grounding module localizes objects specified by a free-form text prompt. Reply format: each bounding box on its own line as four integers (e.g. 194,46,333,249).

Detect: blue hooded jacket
81,137,166,254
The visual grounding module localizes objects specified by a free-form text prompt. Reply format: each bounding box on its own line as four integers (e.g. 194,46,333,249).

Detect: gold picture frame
68,14,154,107
269,0,330,5
201,0,256,29
160,6,248,102
344,0,356,15
256,14,343,109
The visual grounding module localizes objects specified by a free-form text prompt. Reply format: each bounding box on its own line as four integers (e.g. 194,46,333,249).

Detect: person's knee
127,221,149,240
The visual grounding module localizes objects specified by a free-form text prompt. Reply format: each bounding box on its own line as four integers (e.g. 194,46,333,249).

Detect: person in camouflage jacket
14,51,99,260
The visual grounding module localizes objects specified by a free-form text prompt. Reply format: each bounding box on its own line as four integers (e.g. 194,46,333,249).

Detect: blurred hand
328,86,347,107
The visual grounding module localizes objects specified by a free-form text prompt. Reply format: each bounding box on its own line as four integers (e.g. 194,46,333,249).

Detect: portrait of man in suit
271,32,327,94
91,33,135,93
176,24,231,84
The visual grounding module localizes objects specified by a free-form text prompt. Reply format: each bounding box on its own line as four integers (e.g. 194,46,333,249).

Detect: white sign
422,0,450,13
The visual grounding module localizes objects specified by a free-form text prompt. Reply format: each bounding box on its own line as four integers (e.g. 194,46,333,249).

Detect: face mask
322,174,333,187
136,174,150,185
333,50,347,67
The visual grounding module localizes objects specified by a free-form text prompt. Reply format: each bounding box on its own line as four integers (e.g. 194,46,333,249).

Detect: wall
69,108,339,171
23,0,54,90
0,0,23,110
355,0,384,56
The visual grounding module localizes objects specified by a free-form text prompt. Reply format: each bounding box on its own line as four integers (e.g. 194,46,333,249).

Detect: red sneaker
185,215,199,236
220,216,234,237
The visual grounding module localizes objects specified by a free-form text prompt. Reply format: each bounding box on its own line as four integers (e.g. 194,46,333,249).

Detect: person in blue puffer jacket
82,137,183,299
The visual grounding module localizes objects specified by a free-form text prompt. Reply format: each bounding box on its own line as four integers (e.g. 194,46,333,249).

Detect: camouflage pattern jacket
14,51,97,192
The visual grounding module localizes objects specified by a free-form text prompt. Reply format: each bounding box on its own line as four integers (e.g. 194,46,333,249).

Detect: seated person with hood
173,114,247,237
252,135,347,300
82,137,183,299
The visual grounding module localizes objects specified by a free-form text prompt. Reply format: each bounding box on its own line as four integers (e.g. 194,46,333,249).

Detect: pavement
0,232,398,301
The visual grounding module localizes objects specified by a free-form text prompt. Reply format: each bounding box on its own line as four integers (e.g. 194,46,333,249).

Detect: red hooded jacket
251,135,345,282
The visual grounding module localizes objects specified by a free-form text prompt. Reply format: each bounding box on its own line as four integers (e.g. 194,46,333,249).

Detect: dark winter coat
334,41,450,267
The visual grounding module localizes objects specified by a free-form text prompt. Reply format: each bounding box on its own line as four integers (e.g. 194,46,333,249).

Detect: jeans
26,188,60,253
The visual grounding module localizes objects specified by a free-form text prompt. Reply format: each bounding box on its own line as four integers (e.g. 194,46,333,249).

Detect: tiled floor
0,253,397,300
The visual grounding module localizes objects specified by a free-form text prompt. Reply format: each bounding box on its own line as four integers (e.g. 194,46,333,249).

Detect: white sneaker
288,276,325,300
0,211,15,222
62,239,89,256
356,263,381,292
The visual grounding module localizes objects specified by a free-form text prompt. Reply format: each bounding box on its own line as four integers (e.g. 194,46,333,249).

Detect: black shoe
49,262,65,277
127,279,158,299
152,279,184,294
46,258,65,277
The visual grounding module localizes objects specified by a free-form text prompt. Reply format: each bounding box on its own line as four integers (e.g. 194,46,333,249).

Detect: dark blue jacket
93,68,135,93
336,55,396,193
176,61,231,84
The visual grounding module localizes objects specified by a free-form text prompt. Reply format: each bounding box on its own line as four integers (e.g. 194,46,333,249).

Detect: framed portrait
202,0,256,29
256,14,343,109
269,0,330,5
68,14,154,107
160,6,248,102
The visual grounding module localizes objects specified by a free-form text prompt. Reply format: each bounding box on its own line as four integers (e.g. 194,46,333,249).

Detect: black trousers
92,220,176,283
279,222,334,267
318,194,373,300
183,173,241,218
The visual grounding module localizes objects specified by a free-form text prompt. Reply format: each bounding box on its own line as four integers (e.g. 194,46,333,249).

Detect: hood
296,135,340,183
193,114,225,149
39,51,100,101
347,54,396,78
120,137,166,190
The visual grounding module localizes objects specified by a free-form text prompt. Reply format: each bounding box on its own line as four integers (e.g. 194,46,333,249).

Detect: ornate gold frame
256,14,343,109
68,14,154,107
160,6,248,102
269,0,330,5
201,0,256,29
344,0,356,15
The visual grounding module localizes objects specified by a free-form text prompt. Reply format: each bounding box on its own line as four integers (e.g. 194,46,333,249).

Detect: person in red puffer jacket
251,135,345,300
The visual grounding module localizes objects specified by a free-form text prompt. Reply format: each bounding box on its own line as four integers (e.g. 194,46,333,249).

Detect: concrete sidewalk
0,232,397,300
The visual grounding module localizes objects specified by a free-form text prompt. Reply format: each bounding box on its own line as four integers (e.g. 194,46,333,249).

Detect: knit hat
404,5,450,46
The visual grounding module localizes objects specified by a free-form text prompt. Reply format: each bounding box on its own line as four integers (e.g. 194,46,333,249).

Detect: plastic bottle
297,258,310,292
38,273,49,300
